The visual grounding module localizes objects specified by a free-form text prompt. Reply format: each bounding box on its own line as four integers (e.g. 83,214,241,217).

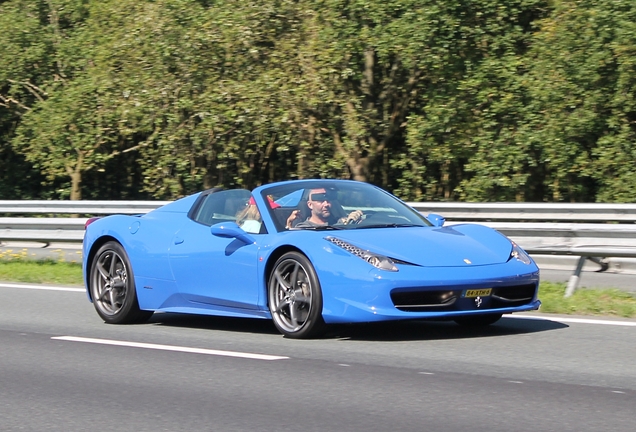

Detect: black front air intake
390,284,537,312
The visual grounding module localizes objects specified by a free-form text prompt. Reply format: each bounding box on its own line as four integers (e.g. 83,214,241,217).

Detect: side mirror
211,222,255,244
426,213,445,227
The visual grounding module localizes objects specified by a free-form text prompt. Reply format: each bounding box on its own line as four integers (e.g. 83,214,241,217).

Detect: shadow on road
146,312,568,341
327,316,569,342
148,313,281,336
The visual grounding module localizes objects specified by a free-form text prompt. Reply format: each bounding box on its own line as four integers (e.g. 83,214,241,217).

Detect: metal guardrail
0,217,86,242
0,200,171,215
2,200,636,296
0,201,169,244
406,202,636,222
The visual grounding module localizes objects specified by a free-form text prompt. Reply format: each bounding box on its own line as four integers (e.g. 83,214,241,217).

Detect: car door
169,189,261,310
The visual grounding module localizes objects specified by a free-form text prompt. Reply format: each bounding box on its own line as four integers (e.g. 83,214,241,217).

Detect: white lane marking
0,282,85,293
508,314,636,327
52,336,289,361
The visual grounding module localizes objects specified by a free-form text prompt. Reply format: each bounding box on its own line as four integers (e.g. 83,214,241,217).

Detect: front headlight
325,236,398,272
510,242,532,265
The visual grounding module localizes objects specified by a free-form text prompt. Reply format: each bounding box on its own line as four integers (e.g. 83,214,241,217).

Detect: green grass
538,281,636,318
0,259,84,285
1,258,635,318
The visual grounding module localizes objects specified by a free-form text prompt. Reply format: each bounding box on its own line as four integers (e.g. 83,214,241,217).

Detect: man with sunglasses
286,188,363,229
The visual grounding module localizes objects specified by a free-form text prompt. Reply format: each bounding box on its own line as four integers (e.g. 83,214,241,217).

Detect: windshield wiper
308,225,345,230
357,223,423,229
291,225,345,231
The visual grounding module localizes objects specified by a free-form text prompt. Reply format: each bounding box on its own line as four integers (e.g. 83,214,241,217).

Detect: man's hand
286,210,301,229
345,210,363,225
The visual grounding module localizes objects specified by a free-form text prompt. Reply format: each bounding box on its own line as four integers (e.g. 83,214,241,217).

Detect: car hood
325,224,513,267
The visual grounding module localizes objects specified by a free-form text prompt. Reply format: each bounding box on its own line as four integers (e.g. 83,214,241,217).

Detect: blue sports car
83,179,540,338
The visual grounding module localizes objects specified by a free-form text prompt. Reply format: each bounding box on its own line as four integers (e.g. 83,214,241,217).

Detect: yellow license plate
463,288,492,298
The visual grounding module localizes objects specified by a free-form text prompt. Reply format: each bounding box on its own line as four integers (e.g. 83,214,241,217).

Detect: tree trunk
67,151,83,201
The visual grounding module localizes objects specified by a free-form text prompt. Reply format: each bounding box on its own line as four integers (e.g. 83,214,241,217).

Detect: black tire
268,251,326,338
89,241,153,324
454,313,502,327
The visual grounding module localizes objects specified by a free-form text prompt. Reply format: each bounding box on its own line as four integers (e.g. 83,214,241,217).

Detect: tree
1,0,112,200
276,0,458,186
523,0,636,202
394,0,548,201
0,0,61,198
2,0,634,203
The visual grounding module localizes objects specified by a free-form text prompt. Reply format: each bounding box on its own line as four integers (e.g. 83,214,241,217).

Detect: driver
286,188,363,229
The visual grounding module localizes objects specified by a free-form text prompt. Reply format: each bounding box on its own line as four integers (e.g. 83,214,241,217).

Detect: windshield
261,180,432,232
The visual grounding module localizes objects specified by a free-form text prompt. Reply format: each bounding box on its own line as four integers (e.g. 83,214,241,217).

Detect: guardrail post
564,257,587,298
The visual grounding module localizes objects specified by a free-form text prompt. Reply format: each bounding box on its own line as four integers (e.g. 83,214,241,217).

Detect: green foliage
394,0,549,201
0,0,634,201
522,0,636,202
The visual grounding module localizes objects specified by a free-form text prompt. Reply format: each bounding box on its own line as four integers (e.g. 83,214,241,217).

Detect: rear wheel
268,252,325,338
454,313,502,327
89,241,152,324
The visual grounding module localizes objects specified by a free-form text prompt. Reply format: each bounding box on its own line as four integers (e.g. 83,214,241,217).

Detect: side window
190,189,251,226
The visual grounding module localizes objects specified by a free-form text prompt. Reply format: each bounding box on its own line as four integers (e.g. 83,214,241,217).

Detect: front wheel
268,252,325,338
454,313,502,327
89,241,152,324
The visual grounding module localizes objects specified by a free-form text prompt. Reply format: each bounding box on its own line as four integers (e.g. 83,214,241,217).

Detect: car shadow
326,316,569,342
147,313,568,341
148,313,281,336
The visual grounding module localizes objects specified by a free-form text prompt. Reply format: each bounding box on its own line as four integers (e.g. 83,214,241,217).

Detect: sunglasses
310,192,336,202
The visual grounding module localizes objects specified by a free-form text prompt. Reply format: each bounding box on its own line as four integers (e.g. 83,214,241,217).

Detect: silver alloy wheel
92,248,129,318
269,257,314,334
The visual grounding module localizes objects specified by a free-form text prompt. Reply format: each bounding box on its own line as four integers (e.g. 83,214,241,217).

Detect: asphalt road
1,282,635,432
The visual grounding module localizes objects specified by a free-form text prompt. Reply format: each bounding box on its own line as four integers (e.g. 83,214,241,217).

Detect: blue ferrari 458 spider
83,179,540,338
